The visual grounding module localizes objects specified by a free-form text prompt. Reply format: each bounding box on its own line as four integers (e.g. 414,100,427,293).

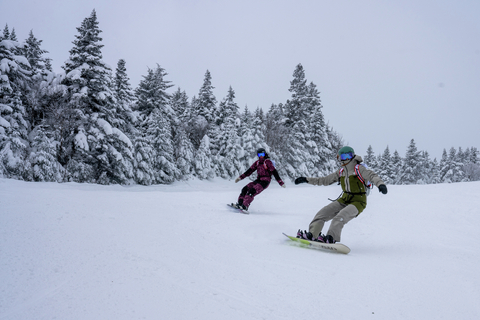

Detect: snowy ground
1,177,479,320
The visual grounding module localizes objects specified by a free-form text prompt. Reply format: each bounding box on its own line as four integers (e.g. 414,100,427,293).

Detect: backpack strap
354,164,372,188
354,164,365,184
263,159,270,171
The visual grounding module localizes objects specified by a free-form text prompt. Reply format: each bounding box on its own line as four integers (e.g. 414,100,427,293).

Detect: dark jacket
240,157,284,186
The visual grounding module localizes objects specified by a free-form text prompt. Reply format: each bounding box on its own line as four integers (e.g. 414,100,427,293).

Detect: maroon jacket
240,157,284,186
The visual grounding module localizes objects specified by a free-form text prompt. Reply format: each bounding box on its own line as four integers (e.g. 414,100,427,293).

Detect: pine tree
364,145,378,171
62,10,133,184
63,10,115,121
2,24,10,40
430,158,441,184
216,87,243,179
390,150,403,184
23,30,49,77
239,106,255,169
171,88,190,123
283,64,312,179
194,134,214,180
173,125,195,180
113,59,135,134
439,149,449,182
400,139,421,184
417,151,431,184
307,81,328,175
324,125,344,173
378,146,395,184
0,92,30,180
29,126,60,181
145,108,178,184
9,28,18,41
171,88,194,180
135,64,172,119
1,34,30,96
195,70,216,124
133,131,155,185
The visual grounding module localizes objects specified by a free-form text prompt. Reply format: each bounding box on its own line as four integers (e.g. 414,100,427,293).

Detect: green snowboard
283,233,351,254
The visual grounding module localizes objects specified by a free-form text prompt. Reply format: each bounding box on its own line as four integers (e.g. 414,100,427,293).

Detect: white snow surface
1,178,479,320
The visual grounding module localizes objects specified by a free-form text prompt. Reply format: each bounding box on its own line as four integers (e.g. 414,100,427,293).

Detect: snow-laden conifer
0,92,30,179
216,87,243,179
194,134,214,180
195,70,216,124
114,59,136,135
378,146,395,184
401,139,422,184
29,126,60,181
62,10,134,184
239,106,255,169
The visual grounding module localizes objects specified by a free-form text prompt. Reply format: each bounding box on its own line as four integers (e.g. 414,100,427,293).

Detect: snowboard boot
314,233,326,243
240,204,248,211
324,235,336,244
296,229,303,238
297,229,313,240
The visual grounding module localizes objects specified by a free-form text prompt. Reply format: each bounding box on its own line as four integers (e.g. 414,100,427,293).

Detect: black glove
295,177,308,185
378,184,388,194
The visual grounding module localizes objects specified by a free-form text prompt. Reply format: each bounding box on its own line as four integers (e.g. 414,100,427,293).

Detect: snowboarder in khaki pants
294,146,387,243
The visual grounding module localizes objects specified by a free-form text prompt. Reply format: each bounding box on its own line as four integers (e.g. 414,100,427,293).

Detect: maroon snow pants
238,179,270,208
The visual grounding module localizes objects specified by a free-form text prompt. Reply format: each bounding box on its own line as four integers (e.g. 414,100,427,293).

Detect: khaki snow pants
308,201,359,242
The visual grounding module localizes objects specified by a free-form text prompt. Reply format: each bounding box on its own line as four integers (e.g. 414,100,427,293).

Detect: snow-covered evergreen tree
194,134,214,180
323,125,344,173
0,92,30,180
28,126,60,181
145,108,178,183
400,139,421,184
133,131,155,186
378,146,395,184
306,81,327,175
188,71,217,151
430,158,441,184
283,64,312,179
364,145,378,172
417,151,432,184
171,88,190,123
113,59,136,135
170,88,194,180
135,64,172,119
239,106,255,169
265,103,287,163
23,30,49,77
135,64,177,184
195,70,216,124
62,10,134,184
216,87,243,179
63,10,115,121
439,149,449,183
390,150,402,184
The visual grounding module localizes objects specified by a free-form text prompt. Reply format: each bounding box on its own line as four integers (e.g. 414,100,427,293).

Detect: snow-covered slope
1,178,479,319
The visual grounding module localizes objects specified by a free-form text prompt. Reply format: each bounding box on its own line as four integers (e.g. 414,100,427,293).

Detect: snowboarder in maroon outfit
234,148,285,211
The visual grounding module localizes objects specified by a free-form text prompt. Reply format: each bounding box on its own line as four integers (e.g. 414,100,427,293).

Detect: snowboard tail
283,233,351,254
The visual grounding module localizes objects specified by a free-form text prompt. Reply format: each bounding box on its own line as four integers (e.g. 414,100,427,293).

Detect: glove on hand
281,184,286,188
378,184,388,194
295,177,308,185
235,177,241,183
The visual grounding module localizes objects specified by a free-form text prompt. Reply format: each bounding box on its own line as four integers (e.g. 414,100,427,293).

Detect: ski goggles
339,152,354,161
257,152,265,157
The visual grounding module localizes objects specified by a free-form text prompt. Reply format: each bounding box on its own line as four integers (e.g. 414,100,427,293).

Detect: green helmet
338,146,355,161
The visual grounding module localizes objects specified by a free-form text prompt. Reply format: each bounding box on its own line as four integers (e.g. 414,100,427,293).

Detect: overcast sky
1,0,479,159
